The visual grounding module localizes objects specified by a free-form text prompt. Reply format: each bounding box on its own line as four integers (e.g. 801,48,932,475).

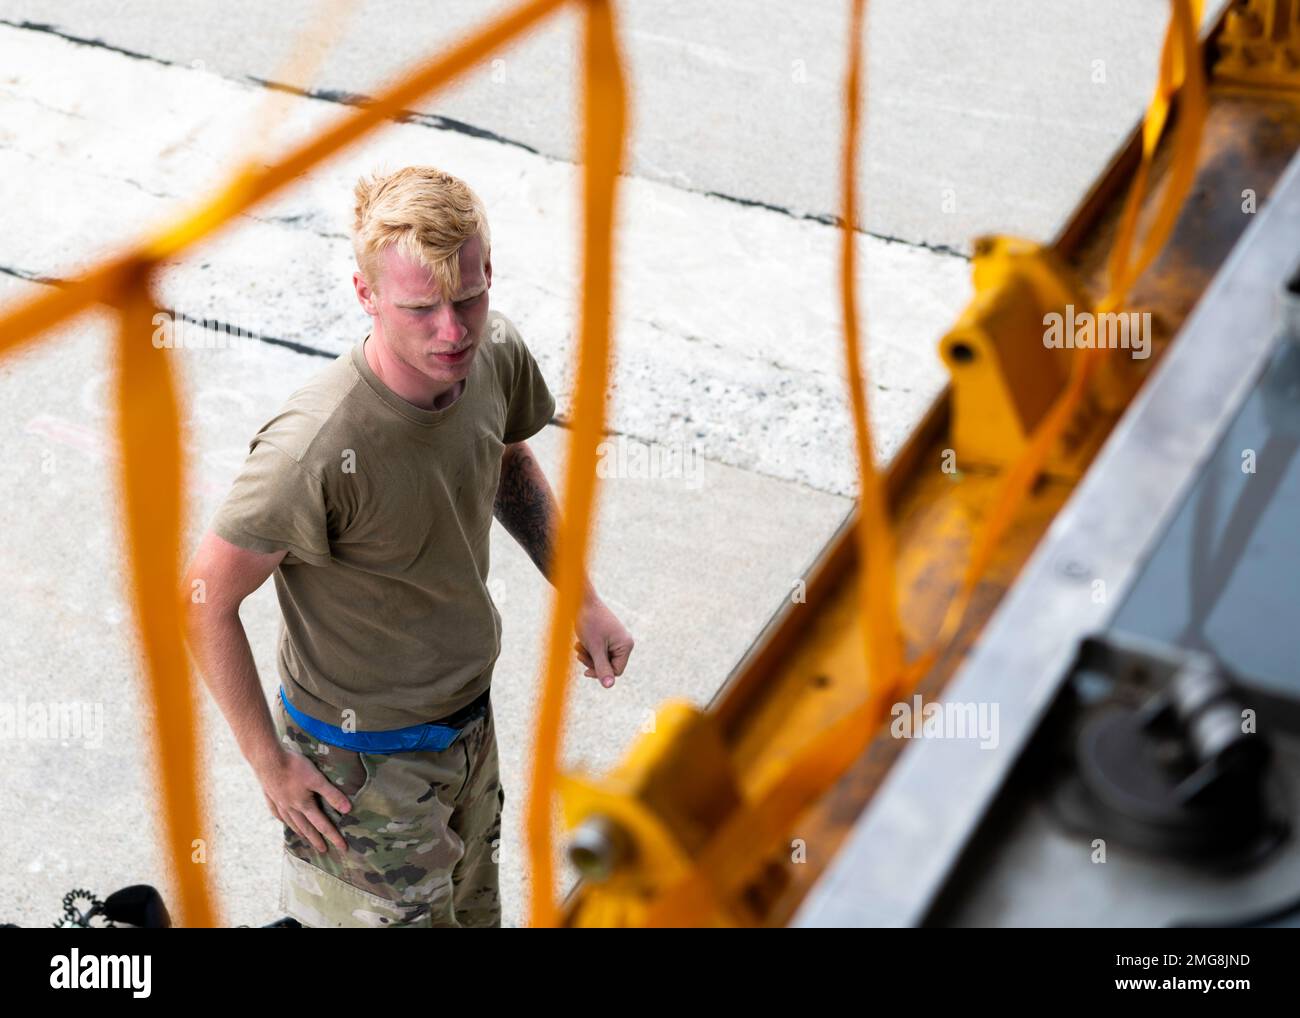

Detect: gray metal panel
793,148,1300,928
932,734,1300,927
1111,341,1300,700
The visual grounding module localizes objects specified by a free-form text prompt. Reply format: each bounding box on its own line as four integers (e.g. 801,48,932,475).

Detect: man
181,165,634,928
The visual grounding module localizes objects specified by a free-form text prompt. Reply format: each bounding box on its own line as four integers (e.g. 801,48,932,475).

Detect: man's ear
353,270,377,316
484,255,492,289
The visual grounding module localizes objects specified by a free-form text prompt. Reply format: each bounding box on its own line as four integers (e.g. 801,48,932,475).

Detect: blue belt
278,686,489,754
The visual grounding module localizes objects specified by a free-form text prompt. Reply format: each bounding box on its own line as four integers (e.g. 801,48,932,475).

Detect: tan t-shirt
209,309,556,730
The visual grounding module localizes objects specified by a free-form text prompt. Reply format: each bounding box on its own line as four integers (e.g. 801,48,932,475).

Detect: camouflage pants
273,694,504,928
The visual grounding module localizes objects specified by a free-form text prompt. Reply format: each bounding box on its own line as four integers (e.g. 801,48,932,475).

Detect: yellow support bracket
559,702,749,926
938,235,1140,479
1216,0,1300,91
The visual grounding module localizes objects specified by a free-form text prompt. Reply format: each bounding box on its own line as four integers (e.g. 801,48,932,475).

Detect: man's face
354,233,492,387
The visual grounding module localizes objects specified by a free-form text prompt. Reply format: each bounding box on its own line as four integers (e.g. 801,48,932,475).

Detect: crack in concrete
244,75,546,158
0,18,163,64
0,263,54,284
699,189,968,259
0,262,337,357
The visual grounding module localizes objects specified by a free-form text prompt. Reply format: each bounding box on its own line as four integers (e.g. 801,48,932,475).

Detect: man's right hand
258,748,353,854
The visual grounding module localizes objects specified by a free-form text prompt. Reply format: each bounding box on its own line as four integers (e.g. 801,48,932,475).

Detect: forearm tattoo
493,445,556,581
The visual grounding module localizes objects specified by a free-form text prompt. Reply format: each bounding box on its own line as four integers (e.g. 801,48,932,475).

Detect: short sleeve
209,439,332,566
501,319,557,444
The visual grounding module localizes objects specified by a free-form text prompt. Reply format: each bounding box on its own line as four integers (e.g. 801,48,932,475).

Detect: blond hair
352,165,491,299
